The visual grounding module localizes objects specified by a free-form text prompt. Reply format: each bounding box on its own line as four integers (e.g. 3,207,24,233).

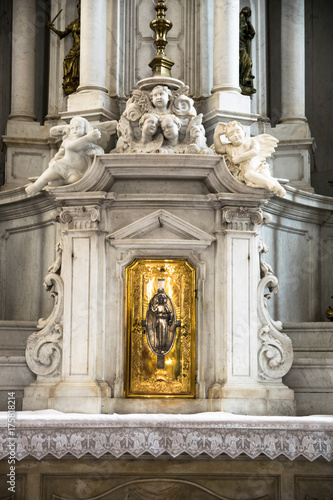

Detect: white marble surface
79,0,107,92
0,410,332,461
212,0,240,93
281,0,306,122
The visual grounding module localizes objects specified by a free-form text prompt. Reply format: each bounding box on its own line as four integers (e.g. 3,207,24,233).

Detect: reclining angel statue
25,116,117,196
213,120,286,197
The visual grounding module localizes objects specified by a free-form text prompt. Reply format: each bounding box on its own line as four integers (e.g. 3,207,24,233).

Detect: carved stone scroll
257,274,293,381
25,273,64,377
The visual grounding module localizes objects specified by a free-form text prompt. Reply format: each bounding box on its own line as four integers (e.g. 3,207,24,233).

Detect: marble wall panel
0,473,26,499
7,149,48,182
136,0,184,83
0,455,332,500
295,476,333,499
320,228,333,315
261,218,320,322
41,473,279,500
0,219,56,321
69,237,91,376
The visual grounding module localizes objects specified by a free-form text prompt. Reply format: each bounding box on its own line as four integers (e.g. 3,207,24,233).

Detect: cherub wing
49,124,70,140
85,144,105,157
256,134,279,162
93,120,118,151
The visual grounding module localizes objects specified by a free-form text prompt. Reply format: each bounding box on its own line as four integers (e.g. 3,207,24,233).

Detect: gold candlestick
149,1,174,78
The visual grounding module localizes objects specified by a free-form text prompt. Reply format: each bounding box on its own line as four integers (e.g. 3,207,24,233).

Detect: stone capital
52,205,101,230
222,206,264,231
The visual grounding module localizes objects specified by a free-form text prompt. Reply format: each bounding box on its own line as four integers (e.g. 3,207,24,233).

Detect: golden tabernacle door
125,258,196,398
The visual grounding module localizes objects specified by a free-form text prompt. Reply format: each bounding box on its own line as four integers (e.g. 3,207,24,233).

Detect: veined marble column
271,0,314,191
65,0,118,122
212,0,240,94
280,0,306,123
199,0,253,147
78,0,107,92
9,0,36,121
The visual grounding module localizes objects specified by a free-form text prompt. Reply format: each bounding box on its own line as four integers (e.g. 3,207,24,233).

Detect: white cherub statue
213,120,286,197
25,116,116,196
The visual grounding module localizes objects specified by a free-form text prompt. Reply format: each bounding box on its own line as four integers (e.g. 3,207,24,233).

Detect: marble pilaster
209,202,295,415
23,194,112,414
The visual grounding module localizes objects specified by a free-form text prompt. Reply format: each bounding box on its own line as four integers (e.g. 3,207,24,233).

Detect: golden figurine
239,7,256,96
47,3,80,95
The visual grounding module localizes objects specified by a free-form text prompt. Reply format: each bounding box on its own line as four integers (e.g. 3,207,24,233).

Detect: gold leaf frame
125,258,196,398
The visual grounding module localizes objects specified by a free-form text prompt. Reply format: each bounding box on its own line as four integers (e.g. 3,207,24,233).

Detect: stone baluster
9,0,36,121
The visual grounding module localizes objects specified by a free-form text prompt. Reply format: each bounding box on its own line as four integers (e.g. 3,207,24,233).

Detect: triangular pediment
107,209,215,250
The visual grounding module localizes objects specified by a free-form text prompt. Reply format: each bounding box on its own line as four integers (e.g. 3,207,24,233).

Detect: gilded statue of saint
239,6,256,96
47,3,80,95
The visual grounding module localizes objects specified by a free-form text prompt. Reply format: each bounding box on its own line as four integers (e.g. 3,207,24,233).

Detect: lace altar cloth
1,411,332,462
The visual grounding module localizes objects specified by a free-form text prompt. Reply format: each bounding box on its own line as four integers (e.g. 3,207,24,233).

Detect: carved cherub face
70,118,86,138
150,86,171,112
160,115,180,141
141,113,159,138
226,125,245,146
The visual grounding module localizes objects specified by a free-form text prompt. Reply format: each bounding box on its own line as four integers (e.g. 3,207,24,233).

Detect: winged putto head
112,84,213,155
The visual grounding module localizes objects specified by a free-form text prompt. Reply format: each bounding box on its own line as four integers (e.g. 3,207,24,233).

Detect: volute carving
257,273,293,381
26,272,64,377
